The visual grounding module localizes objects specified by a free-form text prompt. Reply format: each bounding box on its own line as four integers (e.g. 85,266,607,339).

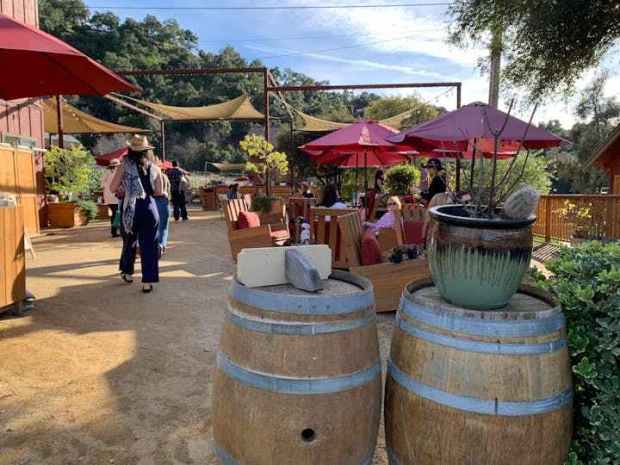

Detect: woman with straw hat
110,135,163,293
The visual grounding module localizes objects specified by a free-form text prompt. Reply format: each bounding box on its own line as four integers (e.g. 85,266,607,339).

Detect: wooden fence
534,194,620,242
0,143,39,234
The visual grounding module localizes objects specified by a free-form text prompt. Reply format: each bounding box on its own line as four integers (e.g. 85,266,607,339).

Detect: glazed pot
427,205,536,310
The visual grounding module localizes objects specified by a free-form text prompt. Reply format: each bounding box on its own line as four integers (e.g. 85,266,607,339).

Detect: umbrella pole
55,95,64,149
364,151,368,194
469,138,477,193
355,153,359,204
160,120,166,161
455,157,461,192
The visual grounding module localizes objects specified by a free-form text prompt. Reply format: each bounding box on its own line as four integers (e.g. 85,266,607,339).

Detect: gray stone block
285,249,323,293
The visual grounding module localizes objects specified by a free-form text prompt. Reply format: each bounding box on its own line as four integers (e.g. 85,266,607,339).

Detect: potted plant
45,146,98,228
427,102,549,310
385,164,421,196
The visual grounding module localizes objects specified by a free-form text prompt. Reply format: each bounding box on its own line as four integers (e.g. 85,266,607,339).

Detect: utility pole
488,26,502,108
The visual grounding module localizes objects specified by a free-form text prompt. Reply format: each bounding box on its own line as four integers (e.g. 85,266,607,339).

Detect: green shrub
77,200,98,221
385,164,420,196
45,146,96,201
534,242,620,465
251,196,276,214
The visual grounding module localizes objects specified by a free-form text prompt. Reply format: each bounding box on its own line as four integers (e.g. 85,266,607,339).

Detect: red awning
0,14,137,100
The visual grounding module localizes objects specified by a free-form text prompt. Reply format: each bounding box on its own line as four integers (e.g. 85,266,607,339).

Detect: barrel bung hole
301,428,316,443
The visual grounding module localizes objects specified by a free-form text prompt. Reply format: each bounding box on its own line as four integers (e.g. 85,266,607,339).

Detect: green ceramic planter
427,205,536,310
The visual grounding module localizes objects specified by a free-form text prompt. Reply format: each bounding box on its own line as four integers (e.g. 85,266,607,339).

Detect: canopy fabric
389,102,566,152
294,108,416,132
43,98,148,134
132,95,264,121
0,14,137,100
317,150,408,168
95,147,172,168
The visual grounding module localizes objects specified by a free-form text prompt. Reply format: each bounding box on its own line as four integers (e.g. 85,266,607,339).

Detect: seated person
364,196,402,234
299,181,314,199
227,183,239,200
319,184,347,209
420,158,447,203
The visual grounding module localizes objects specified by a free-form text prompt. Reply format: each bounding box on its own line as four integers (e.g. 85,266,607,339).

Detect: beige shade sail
294,108,417,132
133,95,264,121
43,98,149,134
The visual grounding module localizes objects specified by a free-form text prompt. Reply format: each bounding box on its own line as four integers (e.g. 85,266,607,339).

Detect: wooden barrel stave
385,280,573,465
214,271,382,465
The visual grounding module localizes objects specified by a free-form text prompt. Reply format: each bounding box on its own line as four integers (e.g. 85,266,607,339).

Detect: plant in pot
385,164,421,196
45,146,97,228
240,134,288,222
426,101,557,310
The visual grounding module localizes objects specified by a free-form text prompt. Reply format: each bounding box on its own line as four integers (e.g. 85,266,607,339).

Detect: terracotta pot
427,204,535,310
47,202,88,228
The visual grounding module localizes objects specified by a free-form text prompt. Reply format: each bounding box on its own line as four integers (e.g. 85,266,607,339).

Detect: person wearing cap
101,158,121,237
110,135,163,293
420,158,447,203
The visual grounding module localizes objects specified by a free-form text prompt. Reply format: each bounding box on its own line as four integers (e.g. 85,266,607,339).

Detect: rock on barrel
213,271,382,465
385,280,573,465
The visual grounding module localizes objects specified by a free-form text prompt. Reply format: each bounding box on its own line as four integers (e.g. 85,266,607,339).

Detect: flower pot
47,202,88,228
427,204,535,310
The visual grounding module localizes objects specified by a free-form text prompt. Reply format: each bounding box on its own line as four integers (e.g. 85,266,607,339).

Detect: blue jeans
119,197,160,283
155,196,170,248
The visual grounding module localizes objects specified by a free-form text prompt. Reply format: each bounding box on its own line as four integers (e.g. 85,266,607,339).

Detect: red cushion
404,220,425,245
361,232,383,266
237,211,261,229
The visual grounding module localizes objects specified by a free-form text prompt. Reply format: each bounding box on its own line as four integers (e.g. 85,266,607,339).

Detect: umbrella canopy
389,102,565,152
316,150,409,168
0,14,137,100
301,120,406,155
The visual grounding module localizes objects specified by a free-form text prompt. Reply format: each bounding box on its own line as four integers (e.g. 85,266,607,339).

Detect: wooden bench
223,199,289,262
309,207,359,268
337,212,431,313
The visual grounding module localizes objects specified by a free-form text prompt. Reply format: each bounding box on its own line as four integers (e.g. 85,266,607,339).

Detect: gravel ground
0,209,394,465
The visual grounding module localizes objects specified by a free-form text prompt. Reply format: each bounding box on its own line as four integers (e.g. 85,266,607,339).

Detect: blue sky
88,0,620,128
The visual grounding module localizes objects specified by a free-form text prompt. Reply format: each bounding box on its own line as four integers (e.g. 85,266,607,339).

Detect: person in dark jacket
420,158,447,202
167,160,189,221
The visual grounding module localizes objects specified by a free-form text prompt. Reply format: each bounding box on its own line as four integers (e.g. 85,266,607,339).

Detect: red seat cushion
237,211,261,229
361,232,383,266
404,220,424,245
270,229,290,242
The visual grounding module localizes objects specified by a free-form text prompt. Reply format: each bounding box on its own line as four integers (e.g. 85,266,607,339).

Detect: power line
85,2,451,11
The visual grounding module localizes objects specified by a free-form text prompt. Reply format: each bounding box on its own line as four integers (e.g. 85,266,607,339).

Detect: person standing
167,160,189,222
420,158,447,203
110,135,163,293
153,156,171,255
101,158,121,237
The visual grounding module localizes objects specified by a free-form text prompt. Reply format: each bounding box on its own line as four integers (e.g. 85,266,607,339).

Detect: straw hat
127,135,154,152
108,158,121,167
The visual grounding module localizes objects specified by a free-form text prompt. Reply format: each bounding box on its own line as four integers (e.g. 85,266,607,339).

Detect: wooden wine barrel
385,279,573,465
213,271,382,465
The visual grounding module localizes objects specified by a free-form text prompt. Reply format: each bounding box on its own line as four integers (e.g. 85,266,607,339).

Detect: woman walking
110,135,163,293
154,156,171,255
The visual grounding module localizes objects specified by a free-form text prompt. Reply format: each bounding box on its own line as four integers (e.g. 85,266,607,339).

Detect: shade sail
132,95,264,121
389,102,565,151
294,108,417,132
0,14,137,100
43,98,148,134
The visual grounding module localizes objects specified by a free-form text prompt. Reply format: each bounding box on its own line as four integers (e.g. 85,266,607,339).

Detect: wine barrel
213,271,382,465
385,280,573,465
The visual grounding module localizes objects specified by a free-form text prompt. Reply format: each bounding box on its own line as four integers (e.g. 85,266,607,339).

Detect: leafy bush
533,242,620,465
45,146,96,201
76,200,98,221
251,196,276,214
385,164,420,195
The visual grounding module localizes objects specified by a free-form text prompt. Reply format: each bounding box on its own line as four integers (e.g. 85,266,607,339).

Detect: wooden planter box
256,199,285,226
200,189,217,211
96,204,111,220
47,202,88,228
0,205,26,313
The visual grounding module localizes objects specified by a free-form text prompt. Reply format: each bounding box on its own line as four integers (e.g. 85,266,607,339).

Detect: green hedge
534,242,620,465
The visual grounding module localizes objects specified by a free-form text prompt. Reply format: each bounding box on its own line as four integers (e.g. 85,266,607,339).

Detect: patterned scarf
121,158,148,234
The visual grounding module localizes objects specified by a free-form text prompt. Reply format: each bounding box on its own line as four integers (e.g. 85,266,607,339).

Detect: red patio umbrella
0,14,137,100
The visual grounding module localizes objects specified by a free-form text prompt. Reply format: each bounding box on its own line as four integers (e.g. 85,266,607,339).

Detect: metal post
55,95,64,149
160,120,166,161
263,70,270,142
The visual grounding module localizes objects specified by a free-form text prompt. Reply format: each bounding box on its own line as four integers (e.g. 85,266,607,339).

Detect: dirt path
0,209,393,465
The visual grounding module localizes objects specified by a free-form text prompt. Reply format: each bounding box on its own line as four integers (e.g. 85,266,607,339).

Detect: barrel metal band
218,353,381,395
399,298,565,337
387,448,403,465
227,309,376,335
397,316,567,355
215,445,374,465
388,361,573,416
231,271,374,315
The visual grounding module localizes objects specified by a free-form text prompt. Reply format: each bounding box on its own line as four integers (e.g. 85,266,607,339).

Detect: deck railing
534,194,620,242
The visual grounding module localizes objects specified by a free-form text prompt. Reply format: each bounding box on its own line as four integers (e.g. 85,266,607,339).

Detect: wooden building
589,125,620,194
0,0,45,230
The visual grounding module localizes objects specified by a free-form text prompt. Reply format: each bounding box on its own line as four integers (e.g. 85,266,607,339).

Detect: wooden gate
0,144,39,234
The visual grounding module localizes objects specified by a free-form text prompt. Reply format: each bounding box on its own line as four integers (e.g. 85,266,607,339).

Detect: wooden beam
104,94,163,121
116,67,266,77
268,82,461,92
56,95,64,149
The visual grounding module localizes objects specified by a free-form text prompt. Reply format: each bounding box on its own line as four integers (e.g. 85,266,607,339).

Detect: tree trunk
488,28,502,109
